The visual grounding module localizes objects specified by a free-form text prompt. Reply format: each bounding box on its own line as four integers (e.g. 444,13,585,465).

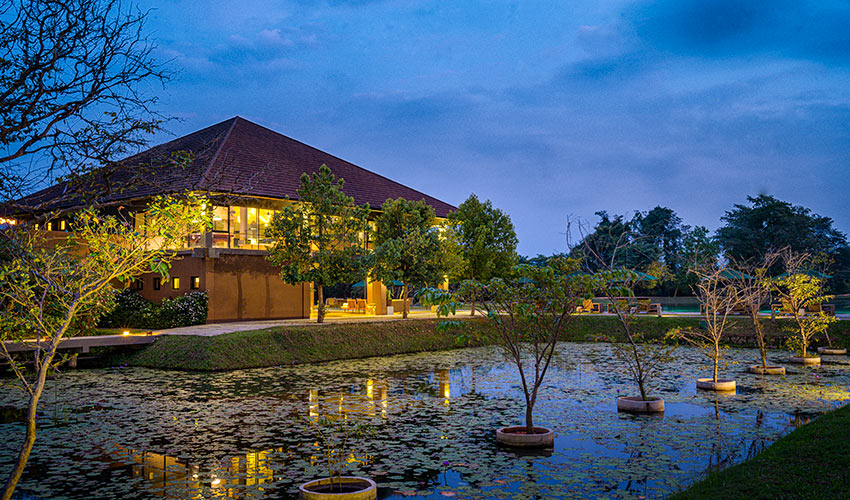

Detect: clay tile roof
19,116,456,217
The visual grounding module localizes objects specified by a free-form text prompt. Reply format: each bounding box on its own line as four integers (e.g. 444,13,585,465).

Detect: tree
581,225,671,403
671,265,745,384
0,195,207,500
0,0,169,207
726,254,779,371
266,165,371,323
717,195,848,283
770,251,837,358
371,198,443,319
445,194,518,315
423,259,589,434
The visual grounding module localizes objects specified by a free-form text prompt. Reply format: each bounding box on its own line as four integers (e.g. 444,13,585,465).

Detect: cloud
630,0,850,63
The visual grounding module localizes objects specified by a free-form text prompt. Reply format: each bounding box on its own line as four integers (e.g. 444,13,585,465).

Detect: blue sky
141,0,850,256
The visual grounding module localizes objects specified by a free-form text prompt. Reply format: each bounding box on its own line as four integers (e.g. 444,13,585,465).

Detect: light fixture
122,331,130,336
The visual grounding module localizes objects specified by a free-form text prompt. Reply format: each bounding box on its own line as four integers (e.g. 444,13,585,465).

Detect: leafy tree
422,259,590,434
266,165,371,323
371,198,444,318
0,196,207,499
717,195,848,285
445,194,518,314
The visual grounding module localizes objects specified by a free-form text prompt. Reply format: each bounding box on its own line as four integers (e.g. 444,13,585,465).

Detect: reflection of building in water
109,445,282,499
308,379,389,419
438,370,451,406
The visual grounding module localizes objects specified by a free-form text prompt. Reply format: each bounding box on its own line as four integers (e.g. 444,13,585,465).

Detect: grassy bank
672,403,850,499
103,315,850,371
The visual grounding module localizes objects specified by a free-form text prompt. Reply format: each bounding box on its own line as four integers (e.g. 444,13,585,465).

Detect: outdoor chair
771,300,797,319
355,298,367,314
577,299,602,314
806,303,836,317
634,298,663,317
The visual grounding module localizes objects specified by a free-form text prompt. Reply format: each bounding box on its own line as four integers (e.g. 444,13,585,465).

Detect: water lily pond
2,343,850,499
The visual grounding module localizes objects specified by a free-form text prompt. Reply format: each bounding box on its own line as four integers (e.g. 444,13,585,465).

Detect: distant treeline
521,194,850,296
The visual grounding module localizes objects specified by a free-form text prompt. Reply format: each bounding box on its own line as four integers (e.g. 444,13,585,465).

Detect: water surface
1,343,849,499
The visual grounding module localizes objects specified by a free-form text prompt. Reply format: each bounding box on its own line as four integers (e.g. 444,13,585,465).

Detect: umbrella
352,279,404,288
777,270,832,279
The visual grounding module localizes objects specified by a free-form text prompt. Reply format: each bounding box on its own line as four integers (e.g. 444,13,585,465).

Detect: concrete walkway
155,309,463,337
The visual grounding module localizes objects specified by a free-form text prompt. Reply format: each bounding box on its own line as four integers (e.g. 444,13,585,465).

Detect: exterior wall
204,253,310,323
135,251,310,323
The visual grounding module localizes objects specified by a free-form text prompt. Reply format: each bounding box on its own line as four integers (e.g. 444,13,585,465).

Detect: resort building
21,117,456,322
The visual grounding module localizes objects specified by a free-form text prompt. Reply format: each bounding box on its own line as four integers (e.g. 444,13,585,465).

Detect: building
21,117,456,322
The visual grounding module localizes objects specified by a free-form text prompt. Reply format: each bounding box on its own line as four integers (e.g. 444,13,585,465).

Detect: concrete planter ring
818,347,847,355
748,365,786,375
617,396,665,413
789,356,821,365
299,477,377,500
495,426,554,448
696,378,736,391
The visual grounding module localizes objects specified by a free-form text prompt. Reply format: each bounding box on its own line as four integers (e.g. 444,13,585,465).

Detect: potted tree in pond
726,255,786,375
426,258,588,447
670,265,744,391
771,249,840,362
578,222,672,413
592,268,673,412
299,416,377,499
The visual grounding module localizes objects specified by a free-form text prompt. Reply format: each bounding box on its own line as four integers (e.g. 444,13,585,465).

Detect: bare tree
672,264,745,383
0,0,169,207
578,218,671,403
726,253,779,371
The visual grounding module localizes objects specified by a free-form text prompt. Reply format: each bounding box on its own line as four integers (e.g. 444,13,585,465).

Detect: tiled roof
20,117,456,217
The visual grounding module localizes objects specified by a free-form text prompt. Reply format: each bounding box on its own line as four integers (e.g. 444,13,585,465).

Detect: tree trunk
316,284,325,323
470,298,475,316
402,284,408,319
713,345,719,382
525,403,534,434
2,356,51,500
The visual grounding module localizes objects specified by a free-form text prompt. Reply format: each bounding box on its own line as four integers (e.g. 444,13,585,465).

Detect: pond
1,343,849,499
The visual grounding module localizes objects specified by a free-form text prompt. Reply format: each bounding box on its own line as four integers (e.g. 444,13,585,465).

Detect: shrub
99,289,207,329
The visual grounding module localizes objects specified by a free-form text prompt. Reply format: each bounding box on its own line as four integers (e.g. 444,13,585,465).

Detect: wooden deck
3,334,156,353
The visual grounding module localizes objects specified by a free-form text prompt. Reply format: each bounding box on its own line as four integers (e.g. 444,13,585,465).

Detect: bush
99,289,207,329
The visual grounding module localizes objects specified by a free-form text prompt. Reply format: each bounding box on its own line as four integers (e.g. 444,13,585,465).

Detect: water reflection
2,343,849,499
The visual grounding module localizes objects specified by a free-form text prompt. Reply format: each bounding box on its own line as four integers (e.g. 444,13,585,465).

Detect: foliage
668,265,745,382
99,289,208,329
434,258,590,433
0,195,208,500
371,198,444,318
266,165,371,323
770,251,838,355
717,195,849,292
444,194,518,283
305,416,376,491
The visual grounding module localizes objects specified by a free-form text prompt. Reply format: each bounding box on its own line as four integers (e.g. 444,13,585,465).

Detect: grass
672,403,850,499
101,314,850,372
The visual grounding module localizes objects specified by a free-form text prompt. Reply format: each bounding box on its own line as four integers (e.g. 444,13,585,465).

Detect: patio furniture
771,300,797,319
392,298,413,313
634,298,662,317
806,303,836,316
355,299,367,314
577,299,602,314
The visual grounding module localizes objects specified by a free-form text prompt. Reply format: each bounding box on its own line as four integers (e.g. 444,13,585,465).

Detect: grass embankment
104,315,850,372
672,403,850,499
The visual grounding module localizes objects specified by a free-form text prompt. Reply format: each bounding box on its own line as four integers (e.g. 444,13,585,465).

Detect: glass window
229,206,244,248
153,277,161,290
191,276,200,289
171,277,180,290
246,208,259,248
259,209,274,248
212,206,228,232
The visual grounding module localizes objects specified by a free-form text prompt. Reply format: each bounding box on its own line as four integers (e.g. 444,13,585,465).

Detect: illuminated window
191,276,200,289
153,277,161,290
171,277,180,290
59,220,66,231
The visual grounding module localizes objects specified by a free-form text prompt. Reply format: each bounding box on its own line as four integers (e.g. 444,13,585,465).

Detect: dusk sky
141,0,850,256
